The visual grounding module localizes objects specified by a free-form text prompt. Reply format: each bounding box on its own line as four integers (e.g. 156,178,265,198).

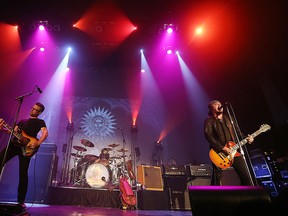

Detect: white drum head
85,163,109,188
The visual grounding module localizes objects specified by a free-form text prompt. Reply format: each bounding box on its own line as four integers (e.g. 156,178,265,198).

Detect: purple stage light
39,25,45,31
166,27,173,34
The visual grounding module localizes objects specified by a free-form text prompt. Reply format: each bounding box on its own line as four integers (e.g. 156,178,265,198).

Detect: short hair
208,100,220,116
36,102,45,112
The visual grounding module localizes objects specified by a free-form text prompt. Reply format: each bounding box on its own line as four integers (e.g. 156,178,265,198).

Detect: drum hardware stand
60,122,75,186
130,124,138,208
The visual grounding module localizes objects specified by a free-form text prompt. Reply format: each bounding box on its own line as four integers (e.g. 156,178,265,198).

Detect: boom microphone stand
225,102,256,186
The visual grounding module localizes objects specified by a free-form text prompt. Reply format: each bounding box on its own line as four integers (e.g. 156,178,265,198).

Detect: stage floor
0,203,193,216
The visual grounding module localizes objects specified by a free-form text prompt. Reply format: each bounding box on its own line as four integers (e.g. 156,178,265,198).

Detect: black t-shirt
17,118,46,138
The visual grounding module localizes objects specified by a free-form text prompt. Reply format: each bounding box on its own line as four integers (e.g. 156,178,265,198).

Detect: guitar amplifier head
163,165,188,176
189,164,212,177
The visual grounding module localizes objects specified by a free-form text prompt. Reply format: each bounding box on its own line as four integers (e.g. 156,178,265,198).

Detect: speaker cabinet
26,152,58,203
137,165,163,191
188,186,272,216
137,190,170,210
189,176,211,186
164,177,191,210
251,156,272,178
0,145,57,203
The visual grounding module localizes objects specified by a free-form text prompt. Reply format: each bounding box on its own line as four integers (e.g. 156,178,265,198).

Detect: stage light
39,47,45,52
38,24,45,31
163,46,174,55
160,23,178,34
131,123,138,133
66,121,74,131
195,27,203,35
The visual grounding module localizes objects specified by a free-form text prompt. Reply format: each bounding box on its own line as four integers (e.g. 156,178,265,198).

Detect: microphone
36,85,42,93
218,105,224,110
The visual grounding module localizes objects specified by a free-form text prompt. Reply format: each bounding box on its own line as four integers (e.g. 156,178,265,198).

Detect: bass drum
85,163,110,188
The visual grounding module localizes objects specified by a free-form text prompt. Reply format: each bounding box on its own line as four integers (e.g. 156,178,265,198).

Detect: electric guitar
1,121,39,157
209,124,271,169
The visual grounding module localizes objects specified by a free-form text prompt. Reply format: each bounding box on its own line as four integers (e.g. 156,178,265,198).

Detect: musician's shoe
18,202,26,209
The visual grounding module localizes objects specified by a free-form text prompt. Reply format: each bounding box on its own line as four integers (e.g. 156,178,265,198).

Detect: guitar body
2,120,40,157
13,131,39,157
209,141,241,169
209,124,271,169
119,176,136,209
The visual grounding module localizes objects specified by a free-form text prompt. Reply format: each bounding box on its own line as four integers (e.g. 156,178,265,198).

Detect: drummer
96,148,110,166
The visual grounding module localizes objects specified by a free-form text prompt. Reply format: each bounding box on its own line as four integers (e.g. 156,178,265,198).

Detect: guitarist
204,100,254,186
0,102,48,209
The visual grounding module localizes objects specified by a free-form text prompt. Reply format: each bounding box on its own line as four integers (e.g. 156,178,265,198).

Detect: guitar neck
231,129,265,151
3,122,22,140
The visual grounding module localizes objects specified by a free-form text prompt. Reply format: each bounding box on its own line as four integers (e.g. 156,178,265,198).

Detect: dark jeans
0,142,31,203
211,155,254,186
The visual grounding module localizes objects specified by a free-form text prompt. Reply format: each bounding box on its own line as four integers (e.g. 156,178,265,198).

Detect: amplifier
163,165,187,176
137,165,163,191
189,164,212,177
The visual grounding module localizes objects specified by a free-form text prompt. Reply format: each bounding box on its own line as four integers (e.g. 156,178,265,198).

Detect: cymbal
71,153,83,158
117,148,129,153
110,156,121,160
73,145,87,152
106,147,113,151
84,154,99,161
108,143,120,148
80,139,94,147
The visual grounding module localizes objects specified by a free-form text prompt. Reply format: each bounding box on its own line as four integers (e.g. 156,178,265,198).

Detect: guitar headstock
260,124,271,132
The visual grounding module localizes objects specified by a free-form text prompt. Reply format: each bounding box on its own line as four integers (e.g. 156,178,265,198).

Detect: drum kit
70,139,133,188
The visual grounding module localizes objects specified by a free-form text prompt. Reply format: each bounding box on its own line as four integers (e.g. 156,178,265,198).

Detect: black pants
0,142,31,203
211,155,254,186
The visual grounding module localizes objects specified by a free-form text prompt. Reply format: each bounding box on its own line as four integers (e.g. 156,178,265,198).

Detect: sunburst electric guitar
209,124,271,169
2,121,39,157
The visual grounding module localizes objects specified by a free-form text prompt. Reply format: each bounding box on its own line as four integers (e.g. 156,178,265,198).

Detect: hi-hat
80,139,94,147
108,143,120,148
84,154,99,161
73,145,87,152
71,153,83,158
117,148,129,153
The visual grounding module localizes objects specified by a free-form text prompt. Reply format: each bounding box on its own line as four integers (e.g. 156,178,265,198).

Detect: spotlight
66,121,74,131
38,24,45,31
162,23,178,34
163,46,174,55
54,24,61,31
131,123,138,133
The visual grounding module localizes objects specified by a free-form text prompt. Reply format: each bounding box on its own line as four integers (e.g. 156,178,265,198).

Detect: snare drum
85,163,110,188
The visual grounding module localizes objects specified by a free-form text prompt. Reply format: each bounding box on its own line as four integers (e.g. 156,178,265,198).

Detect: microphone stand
0,86,38,181
225,102,256,186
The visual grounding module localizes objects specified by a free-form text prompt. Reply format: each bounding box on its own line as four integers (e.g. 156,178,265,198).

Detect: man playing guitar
0,102,48,209
204,100,254,186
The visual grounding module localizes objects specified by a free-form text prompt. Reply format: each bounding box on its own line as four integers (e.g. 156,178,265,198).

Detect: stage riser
47,187,121,208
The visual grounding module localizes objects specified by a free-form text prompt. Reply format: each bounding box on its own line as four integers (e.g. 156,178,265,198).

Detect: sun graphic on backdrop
81,107,116,139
